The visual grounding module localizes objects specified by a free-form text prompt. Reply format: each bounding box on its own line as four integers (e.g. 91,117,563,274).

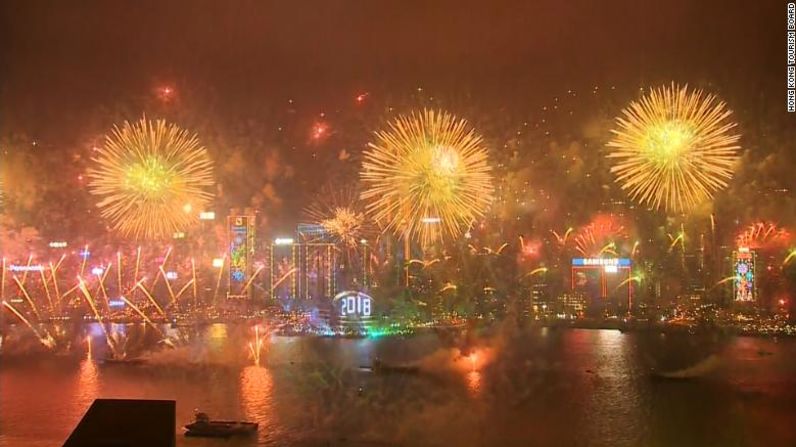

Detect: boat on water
184,411,258,438
101,357,147,366
370,358,420,375
650,354,721,380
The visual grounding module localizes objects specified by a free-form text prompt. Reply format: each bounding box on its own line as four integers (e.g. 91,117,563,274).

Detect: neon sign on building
733,248,755,302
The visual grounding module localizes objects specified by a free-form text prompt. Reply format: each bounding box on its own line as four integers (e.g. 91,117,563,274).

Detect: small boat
371,358,420,375
101,357,147,366
184,411,258,438
651,354,721,380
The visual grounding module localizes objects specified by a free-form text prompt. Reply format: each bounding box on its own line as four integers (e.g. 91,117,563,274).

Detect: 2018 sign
334,291,373,318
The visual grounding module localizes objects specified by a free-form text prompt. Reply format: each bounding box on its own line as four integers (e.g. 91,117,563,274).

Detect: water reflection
2,326,796,447
74,359,99,411
585,329,645,445
240,366,274,423
466,370,482,395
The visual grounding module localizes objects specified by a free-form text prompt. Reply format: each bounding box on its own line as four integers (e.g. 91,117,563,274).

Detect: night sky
1,1,785,133
0,0,792,239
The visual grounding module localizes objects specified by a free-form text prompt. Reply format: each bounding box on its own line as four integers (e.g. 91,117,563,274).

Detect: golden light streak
607,84,740,213
133,246,141,283
598,242,618,257
54,253,66,271
20,254,33,284
2,301,54,348
407,258,441,268
87,118,215,239
439,282,458,293
77,277,117,355
12,275,40,320
270,267,297,292
174,279,195,303
242,265,265,294
191,258,198,305
520,267,548,279
117,252,123,294
361,109,494,245
614,274,643,291
134,279,166,317
1,257,6,301
97,263,112,306
159,267,178,307
119,295,163,335
151,246,172,289
248,325,267,366
80,245,89,277
50,258,63,310
61,283,81,300
39,268,53,311
668,232,685,252
710,275,739,291
213,255,226,303
552,227,574,246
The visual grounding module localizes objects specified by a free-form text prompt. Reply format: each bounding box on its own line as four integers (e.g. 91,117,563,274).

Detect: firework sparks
736,222,790,250
439,282,458,293
573,215,627,257
783,249,796,266
360,109,494,245
520,267,548,279
248,325,269,366
607,84,740,213
2,301,55,348
304,187,373,248
87,118,215,239
551,228,574,247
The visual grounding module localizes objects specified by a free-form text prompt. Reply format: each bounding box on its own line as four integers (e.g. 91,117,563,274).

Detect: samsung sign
571,258,631,267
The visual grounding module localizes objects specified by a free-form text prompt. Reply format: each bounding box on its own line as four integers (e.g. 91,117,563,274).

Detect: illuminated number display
335,291,373,318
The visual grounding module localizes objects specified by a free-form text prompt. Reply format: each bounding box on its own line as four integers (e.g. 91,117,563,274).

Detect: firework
248,325,269,366
735,222,790,254
304,187,374,248
360,109,494,245
607,84,740,213
87,118,214,239
784,249,796,266
736,222,790,250
573,215,627,257
551,228,574,247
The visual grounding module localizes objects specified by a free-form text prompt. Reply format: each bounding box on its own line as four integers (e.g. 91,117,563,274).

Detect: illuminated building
556,293,587,318
268,237,336,303
227,215,255,299
570,257,633,313
733,247,756,302
298,223,370,292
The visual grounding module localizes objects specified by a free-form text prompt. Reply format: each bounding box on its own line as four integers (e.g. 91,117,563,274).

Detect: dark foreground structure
63,399,175,447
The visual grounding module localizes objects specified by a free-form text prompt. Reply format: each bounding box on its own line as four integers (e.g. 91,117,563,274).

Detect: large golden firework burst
607,84,740,214
87,118,214,239
360,109,493,245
